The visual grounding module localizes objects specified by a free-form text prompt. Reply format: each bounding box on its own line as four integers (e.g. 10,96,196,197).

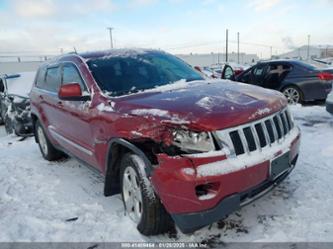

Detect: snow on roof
81,48,161,61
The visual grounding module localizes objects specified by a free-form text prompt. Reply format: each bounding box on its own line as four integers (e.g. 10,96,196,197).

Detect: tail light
318,72,333,81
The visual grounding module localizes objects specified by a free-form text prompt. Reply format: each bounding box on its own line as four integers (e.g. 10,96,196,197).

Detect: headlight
172,129,215,153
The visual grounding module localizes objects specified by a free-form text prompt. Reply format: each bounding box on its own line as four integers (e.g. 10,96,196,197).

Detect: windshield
86,51,204,96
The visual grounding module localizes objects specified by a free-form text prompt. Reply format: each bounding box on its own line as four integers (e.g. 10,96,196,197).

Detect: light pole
270,46,273,59
226,29,229,63
107,27,114,49
307,34,310,60
237,32,240,64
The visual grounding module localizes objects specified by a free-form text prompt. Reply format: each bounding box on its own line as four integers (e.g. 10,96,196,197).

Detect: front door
54,63,97,166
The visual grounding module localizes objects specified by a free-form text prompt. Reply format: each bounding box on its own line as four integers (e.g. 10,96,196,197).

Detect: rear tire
35,120,63,161
120,153,174,235
282,86,303,104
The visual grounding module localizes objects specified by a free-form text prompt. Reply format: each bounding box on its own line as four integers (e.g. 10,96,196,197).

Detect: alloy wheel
122,166,143,224
283,87,300,104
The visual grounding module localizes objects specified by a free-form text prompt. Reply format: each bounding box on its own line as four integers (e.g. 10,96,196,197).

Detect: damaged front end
4,95,33,136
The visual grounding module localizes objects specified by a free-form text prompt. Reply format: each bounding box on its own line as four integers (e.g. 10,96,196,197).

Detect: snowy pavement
0,105,332,243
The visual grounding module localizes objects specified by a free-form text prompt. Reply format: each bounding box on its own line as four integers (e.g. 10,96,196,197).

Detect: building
276,45,333,60
0,51,261,74
177,52,259,67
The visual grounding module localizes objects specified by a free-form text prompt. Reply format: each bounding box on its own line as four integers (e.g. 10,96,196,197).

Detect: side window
62,64,86,91
36,67,47,88
238,69,252,83
45,67,61,92
263,63,292,89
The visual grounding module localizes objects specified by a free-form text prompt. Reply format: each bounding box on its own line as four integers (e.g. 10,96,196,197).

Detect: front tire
120,153,174,235
35,120,63,161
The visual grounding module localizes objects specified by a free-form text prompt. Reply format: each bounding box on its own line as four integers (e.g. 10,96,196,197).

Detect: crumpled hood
114,80,287,131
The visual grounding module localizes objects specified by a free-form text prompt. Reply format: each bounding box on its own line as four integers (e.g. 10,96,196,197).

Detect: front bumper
14,118,33,136
151,127,301,233
171,156,297,233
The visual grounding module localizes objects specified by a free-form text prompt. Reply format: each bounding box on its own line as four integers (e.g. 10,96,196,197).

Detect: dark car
0,72,35,136
235,60,333,104
30,49,300,235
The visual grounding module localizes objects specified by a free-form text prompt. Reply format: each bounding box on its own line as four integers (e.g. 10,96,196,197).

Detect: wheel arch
104,138,154,197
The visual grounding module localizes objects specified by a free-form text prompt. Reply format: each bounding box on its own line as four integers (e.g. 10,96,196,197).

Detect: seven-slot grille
216,109,294,157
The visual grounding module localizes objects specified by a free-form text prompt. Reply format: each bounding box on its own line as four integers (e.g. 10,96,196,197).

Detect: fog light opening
195,182,219,200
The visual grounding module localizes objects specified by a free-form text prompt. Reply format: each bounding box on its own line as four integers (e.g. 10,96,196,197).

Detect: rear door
31,65,63,138
236,63,268,86
262,62,292,90
287,62,329,100
250,63,269,86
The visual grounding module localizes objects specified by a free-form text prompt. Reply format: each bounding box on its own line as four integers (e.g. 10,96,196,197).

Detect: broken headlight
172,129,215,153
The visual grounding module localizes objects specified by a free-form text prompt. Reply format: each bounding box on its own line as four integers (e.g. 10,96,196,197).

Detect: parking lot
0,104,332,244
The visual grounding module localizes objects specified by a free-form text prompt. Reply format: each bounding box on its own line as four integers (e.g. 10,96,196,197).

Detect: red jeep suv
30,49,301,235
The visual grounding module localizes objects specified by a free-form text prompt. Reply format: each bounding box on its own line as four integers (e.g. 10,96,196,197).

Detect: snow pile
195,96,215,110
249,107,272,120
96,103,114,112
131,108,170,118
130,108,190,124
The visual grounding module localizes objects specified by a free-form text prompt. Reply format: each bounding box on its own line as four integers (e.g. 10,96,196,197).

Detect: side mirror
58,83,90,101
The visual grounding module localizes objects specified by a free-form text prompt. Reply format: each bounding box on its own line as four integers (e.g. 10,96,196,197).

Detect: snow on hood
114,80,287,131
5,72,35,97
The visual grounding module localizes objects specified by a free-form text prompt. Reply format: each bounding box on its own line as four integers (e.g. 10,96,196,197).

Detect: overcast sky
0,0,332,57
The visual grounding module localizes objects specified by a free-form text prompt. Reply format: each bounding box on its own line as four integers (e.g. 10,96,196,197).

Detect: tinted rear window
295,61,317,71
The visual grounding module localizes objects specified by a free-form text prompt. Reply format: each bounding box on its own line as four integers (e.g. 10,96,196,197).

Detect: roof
257,59,302,64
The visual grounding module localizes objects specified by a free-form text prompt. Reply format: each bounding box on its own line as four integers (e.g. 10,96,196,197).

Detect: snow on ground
0,105,332,244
